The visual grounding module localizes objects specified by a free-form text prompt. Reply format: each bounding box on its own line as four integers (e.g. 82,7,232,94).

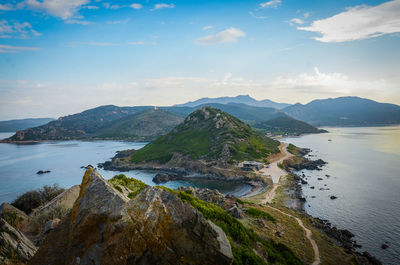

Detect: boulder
32,185,80,216
0,202,30,230
227,205,243,219
0,218,37,263
152,172,185,184
29,169,233,265
178,186,227,208
42,218,60,235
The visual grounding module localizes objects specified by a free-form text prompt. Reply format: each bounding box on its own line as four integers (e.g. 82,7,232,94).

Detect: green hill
93,109,184,141
253,116,327,135
130,107,280,166
3,107,182,142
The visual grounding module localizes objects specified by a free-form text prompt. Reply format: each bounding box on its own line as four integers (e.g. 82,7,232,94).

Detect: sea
281,126,400,265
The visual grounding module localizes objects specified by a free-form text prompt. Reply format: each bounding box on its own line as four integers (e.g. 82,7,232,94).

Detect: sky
0,0,400,119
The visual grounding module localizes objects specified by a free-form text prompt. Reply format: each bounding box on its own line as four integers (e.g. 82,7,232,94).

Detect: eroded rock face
0,218,37,263
29,169,233,265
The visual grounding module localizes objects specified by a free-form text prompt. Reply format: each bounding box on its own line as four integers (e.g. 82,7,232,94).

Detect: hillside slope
130,107,280,167
283,97,400,126
254,116,327,135
0,118,54,132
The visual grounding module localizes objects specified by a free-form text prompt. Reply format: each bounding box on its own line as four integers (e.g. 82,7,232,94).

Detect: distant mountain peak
175,95,290,109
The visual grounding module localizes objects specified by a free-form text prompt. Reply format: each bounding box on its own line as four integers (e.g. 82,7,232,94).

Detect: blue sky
0,0,400,119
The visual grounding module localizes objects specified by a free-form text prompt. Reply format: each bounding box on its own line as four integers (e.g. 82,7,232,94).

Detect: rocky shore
282,148,382,265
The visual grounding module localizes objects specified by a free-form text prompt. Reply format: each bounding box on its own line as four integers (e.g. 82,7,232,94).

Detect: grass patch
108,174,147,199
247,207,276,223
159,186,302,265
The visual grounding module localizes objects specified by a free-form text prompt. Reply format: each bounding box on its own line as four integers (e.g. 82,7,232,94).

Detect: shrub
4,211,23,228
12,184,65,214
109,174,147,199
246,207,276,223
31,204,69,235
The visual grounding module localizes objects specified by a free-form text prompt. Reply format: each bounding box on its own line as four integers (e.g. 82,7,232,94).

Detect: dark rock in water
81,165,94,169
310,186,315,189
36,170,51,175
381,243,389,249
301,179,308,184
29,169,233,265
325,174,331,178
324,184,327,186
317,177,323,180
152,172,185,184
299,197,306,202
330,196,338,200
311,196,316,198
287,158,327,171
362,251,383,265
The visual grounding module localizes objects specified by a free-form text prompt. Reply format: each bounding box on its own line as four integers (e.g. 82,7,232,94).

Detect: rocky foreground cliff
29,169,233,265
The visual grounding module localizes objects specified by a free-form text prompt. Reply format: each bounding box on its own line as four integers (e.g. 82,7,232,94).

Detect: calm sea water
282,126,400,265
0,133,250,204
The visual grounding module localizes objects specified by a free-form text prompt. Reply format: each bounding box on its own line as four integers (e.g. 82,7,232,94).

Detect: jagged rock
152,172,185,184
0,202,30,229
178,186,227,208
29,169,233,265
330,196,338,200
0,218,37,263
32,185,80,216
227,205,243,219
381,243,389,249
42,218,60,236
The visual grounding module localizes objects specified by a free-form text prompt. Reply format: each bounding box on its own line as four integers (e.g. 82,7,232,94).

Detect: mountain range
0,118,54,132
175,94,290,109
1,95,399,143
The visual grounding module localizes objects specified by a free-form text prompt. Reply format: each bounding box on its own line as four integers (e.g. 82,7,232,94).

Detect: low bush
108,174,147,199
31,204,69,235
11,184,65,214
246,207,276,223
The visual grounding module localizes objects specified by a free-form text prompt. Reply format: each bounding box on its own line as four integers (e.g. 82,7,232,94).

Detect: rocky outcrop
152,172,185,183
178,186,227,208
0,202,30,230
29,169,233,265
32,185,80,216
0,218,37,263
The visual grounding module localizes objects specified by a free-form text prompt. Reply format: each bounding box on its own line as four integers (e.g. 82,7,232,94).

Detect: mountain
175,95,291,109
0,118,54,132
3,106,183,142
283,97,400,126
93,109,184,141
130,107,280,166
254,116,327,135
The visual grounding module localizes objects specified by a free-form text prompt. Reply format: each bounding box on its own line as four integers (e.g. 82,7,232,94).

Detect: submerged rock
36,170,51,175
29,169,233,265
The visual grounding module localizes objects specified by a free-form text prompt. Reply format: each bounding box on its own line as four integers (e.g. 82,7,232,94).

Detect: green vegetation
278,162,284,170
246,207,276,223
4,211,23,228
31,204,69,235
12,184,65,214
254,116,326,136
108,174,148,199
159,186,302,265
131,107,280,164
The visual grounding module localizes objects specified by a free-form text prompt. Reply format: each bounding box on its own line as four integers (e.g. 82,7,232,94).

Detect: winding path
260,143,321,265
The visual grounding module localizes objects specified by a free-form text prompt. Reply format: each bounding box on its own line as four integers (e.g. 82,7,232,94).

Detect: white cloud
0,44,40,53
152,3,175,11
0,3,15,11
103,3,121,9
106,19,130,25
303,12,310,18
298,0,400,42
290,18,304,25
202,25,214,30
85,5,98,10
0,20,41,38
67,41,117,47
66,19,91,25
128,41,145,45
23,0,89,19
249,11,267,19
130,3,142,9
196,27,246,45
260,0,281,9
